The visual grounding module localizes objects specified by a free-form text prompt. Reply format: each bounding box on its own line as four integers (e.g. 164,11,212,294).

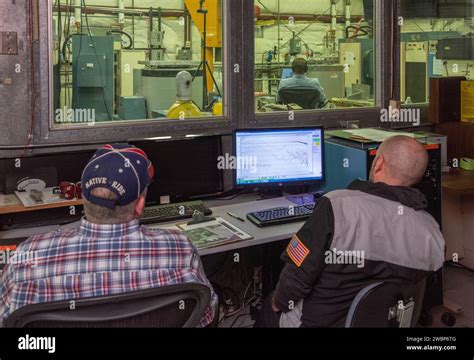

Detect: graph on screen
235,129,323,186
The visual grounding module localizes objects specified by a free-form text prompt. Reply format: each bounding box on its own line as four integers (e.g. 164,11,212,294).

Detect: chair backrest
278,87,322,109
4,283,211,328
345,282,415,328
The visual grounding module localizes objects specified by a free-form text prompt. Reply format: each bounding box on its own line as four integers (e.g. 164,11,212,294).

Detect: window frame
240,0,394,130
34,0,241,146
30,0,397,149
393,0,474,128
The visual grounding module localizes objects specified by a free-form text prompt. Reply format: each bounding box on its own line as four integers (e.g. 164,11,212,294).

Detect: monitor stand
256,185,312,201
256,189,284,201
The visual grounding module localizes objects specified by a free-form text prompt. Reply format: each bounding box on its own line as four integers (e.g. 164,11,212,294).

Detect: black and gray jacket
274,180,446,328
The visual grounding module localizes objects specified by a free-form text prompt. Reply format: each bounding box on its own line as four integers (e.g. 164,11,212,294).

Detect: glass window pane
51,0,225,127
254,0,376,115
400,0,474,104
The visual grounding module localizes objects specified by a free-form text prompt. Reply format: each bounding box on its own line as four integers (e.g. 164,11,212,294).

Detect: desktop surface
0,194,305,258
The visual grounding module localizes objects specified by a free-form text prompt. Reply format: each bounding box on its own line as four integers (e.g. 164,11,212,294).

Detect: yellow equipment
167,101,202,119
167,70,203,119
212,100,223,116
184,0,222,93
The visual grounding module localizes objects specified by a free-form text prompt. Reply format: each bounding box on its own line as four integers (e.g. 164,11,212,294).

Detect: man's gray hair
83,188,145,224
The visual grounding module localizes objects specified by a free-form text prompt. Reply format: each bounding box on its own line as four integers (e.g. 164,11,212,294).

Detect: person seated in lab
276,58,326,109
0,144,217,327
255,136,446,328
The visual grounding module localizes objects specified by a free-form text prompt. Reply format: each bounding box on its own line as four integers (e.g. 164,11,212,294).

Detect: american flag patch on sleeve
287,235,310,267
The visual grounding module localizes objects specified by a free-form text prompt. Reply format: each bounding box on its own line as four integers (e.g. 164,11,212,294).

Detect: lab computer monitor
234,128,325,189
130,136,223,205
281,67,294,80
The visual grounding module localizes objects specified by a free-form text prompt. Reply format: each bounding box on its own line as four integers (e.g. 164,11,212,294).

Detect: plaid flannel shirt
0,218,217,327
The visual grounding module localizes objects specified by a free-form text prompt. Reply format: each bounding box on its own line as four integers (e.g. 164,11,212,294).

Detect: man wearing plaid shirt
0,144,217,327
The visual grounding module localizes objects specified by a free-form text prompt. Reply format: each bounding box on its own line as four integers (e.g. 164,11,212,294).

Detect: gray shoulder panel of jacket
325,189,445,272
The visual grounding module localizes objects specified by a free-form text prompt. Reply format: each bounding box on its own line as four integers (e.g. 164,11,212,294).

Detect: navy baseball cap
82,144,155,209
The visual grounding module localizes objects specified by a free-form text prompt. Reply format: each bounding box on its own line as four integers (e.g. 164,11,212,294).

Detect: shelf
0,199,84,215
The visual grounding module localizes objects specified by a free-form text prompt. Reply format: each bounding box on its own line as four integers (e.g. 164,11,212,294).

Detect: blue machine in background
117,96,148,120
321,137,375,193
321,134,442,228
72,34,115,122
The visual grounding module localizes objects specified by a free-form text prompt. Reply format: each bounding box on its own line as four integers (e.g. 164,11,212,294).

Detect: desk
442,170,474,269
0,199,83,215
0,195,303,257
198,196,302,256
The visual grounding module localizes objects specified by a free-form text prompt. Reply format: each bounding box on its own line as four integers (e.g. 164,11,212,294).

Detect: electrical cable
217,286,240,324
64,0,71,107
56,0,62,107
72,2,84,113
107,29,133,49
61,34,75,65
65,0,73,108
225,282,256,318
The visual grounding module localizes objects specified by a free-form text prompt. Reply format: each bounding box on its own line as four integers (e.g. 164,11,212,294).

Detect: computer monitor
234,128,324,188
281,67,293,79
130,136,223,204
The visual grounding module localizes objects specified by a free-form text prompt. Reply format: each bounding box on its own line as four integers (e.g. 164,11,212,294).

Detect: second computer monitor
234,128,324,188
281,67,294,79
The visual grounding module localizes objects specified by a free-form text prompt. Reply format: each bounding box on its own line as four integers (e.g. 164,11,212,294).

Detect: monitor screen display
235,128,324,187
281,67,294,79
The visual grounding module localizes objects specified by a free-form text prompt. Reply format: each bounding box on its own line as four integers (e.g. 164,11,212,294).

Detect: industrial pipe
345,0,351,31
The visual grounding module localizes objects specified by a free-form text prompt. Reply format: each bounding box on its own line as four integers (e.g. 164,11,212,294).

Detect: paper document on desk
346,129,418,143
177,217,253,250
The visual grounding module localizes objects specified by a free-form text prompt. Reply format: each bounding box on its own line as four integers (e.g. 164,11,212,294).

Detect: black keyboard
247,203,315,228
141,201,213,225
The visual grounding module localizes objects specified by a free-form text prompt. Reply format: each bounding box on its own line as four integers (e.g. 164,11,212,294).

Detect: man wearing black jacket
255,136,446,328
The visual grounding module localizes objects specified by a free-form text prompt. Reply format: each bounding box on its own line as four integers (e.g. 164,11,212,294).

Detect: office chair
345,282,419,328
4,283,212,328
278,87,323,109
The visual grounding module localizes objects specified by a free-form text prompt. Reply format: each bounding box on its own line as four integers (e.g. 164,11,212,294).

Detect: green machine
72,34,115,122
